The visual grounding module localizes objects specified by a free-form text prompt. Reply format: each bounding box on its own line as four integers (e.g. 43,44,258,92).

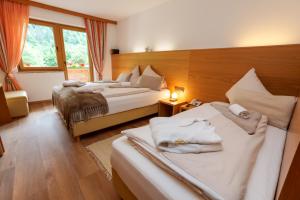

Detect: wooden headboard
112,45,300,101
111,44,300,199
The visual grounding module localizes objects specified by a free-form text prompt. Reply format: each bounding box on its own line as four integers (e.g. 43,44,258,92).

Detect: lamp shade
170,91,178,101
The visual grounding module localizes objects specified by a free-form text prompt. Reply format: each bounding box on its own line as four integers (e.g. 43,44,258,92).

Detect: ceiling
33,0,170,21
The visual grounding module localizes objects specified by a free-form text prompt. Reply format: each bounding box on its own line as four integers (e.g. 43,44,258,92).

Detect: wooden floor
0,102,152,200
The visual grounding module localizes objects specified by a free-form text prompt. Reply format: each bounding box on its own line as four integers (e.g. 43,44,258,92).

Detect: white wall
117,0,300,53
0,6,117,102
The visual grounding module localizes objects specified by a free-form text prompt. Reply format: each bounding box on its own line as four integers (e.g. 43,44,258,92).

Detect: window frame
19,19,64,72
60,25,94,82
19,19,94,81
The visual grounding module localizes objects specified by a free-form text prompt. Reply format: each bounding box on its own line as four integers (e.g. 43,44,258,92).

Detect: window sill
18,68,64,73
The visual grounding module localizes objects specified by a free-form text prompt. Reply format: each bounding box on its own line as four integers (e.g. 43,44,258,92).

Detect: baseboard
28,99,52,105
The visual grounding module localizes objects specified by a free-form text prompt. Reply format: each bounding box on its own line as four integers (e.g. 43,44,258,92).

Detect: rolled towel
229,104,250,119
63,80,85,87
75,88,94,94
74,83,104,93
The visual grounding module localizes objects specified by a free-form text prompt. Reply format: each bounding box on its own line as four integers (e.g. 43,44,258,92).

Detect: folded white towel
229,104,250,119
63,80,85,87
150,117,222,153
74,82,104,93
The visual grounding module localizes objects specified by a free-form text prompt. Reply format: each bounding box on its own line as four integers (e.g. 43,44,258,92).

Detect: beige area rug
86,134,122,180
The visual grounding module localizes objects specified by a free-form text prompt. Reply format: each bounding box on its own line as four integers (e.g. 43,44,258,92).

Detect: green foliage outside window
22,23,89,69
63,29,89,69
22,24,58,67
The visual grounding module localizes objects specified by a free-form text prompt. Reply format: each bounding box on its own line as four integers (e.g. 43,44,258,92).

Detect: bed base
70,104,158,139
111,103,300,200
112,168,137,200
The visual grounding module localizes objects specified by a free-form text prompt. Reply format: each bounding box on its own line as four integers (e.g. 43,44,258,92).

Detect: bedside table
159,99,187,117
179,104,198,112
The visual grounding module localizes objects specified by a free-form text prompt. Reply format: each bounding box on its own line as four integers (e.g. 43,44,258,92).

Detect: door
62,28,93,82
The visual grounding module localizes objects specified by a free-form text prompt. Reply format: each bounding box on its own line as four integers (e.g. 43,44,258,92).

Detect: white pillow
226,68,297,130
142,65,161,78
226,68,271,99
137,65,167,89
116,72,131,82
129,66,140,84
228,88,297,130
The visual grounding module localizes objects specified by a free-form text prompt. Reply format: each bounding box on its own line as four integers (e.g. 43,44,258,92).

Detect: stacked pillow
115,65,168,91
129,66,140,85
226,68,297,130
137,65,167,90
116,72,131,82
116,65,140,83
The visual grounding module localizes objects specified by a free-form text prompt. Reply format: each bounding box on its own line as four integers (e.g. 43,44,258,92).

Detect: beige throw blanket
211,102,262,134
124,104,268,200
52,84,150,127
52,87,108,127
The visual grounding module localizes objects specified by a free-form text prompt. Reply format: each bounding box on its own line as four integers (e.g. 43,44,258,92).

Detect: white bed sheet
106,89,168,115
111,106,286,200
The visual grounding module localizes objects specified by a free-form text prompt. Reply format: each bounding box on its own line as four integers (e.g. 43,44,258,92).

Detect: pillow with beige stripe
226,68,297,130
227,88,297,130
138,75,162,91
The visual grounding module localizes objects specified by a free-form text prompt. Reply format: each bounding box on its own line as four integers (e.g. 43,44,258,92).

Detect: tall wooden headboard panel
188,45,300,102
112,45,300,102
111,51,190,92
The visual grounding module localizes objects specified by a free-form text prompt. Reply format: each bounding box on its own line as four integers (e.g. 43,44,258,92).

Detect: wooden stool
5,90,29,117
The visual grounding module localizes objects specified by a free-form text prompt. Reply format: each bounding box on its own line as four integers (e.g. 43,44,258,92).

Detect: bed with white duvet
111,103,286,200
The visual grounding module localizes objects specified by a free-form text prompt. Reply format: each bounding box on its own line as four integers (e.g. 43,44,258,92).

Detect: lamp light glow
170,91,178,102
162,89,171,99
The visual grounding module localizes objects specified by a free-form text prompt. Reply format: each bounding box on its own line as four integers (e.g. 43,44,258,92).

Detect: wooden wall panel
112,51,190,92
112,45,300,102
188,45,300,102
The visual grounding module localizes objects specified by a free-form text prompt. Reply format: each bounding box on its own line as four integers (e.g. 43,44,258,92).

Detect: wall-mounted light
133,46,146,53
174,86,185,98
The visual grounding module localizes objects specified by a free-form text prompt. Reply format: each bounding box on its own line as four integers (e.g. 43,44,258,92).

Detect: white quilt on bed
123,103,268,200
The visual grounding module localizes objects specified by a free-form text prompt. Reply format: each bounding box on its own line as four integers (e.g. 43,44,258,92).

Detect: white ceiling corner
33,0,170,21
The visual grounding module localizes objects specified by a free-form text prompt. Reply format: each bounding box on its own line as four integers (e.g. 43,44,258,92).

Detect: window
22,23,58,68
20,20,63,71
62,29,92,82
20,19,93,81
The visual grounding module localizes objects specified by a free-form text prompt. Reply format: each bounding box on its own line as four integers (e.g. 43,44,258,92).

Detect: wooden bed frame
70,104,158,140
111,44,300,200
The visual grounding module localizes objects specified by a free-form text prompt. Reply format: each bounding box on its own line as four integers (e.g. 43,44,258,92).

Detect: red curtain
84,18,107,80
0,0,29,91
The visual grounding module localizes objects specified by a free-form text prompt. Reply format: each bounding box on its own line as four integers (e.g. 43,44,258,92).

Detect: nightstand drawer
179,104,198,112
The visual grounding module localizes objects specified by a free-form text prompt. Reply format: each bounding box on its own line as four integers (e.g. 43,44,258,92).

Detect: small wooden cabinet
0,85,10,156
0,85,11,125
158,99,187,117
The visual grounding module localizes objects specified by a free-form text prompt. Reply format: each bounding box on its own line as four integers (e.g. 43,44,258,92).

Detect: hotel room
0,0,299,199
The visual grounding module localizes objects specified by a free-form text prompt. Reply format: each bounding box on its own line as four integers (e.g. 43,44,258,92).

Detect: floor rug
86,134,122,180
